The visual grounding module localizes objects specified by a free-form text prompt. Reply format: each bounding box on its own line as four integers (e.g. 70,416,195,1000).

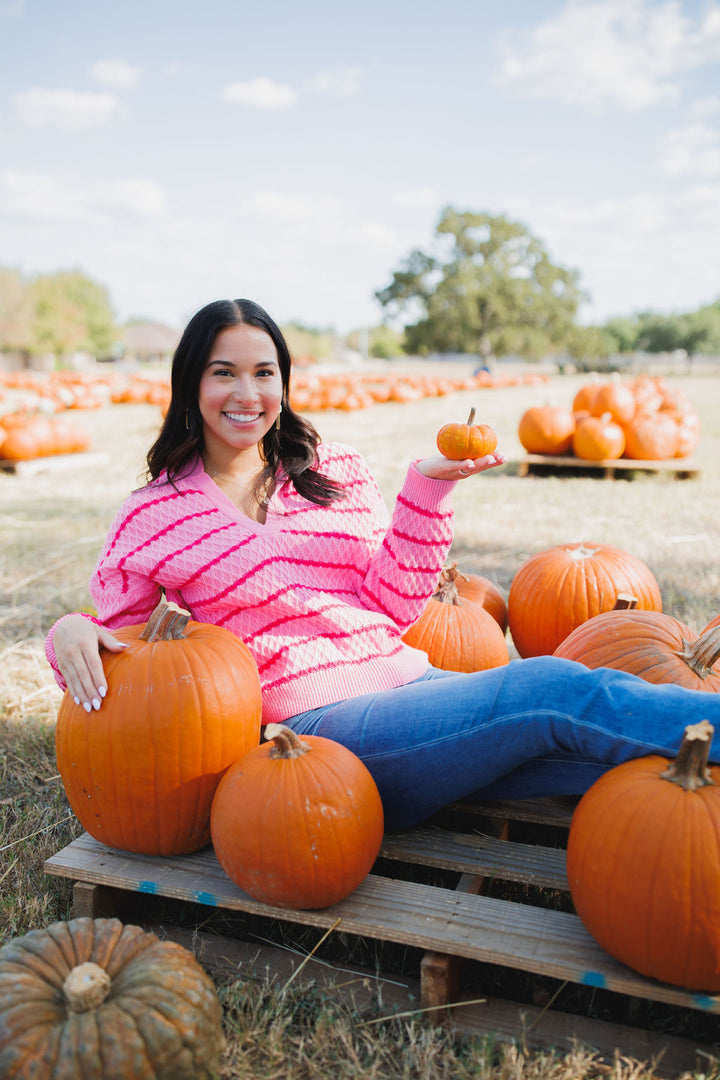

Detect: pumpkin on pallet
56,599,262,856
211,724,384,909
507,542,662,658
554,608,720,691
517,404,576,456
402,564,509,672
567,720,720,992
0,917,224,1079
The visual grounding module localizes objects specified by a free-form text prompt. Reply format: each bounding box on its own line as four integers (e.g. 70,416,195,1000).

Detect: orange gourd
211,724,384,909
56,599,262,856
507,542,662,658
453,566,508,634
436,408,497,459
571,412,625,460
554,609,720,691
567,721,720,992
402,565,509,671
0,917,224,1078
592,379,636,424
622,411,679,460
517,405,575,456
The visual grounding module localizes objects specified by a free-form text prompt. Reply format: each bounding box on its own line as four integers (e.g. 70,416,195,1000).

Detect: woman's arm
355,448,504,631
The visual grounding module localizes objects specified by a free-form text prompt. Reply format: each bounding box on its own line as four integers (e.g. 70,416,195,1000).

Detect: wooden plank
0,451,109,476
381,826,568,890
159,924,716,1078
518,454,700,480
449,797,577,829
44,833,720,1015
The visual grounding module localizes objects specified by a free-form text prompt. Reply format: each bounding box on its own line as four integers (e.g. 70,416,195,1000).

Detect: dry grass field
1,361,719,1079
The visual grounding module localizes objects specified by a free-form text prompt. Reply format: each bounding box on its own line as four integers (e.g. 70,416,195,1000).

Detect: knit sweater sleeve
351,455,456,631
44,493,165,689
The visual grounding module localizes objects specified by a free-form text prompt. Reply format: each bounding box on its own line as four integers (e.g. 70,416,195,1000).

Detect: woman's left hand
416,452,505,481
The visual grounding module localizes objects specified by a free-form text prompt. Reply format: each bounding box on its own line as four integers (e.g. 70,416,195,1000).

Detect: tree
375,208,586,362
633,304,720,368
29,271,117,359
0,267,35,355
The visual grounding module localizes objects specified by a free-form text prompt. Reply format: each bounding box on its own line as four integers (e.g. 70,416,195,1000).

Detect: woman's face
198,323,284,459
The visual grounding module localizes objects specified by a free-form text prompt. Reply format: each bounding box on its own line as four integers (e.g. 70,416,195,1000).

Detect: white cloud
660,121,720,177
390,186,438,208
13,87,125,128
0,170,166,222
494,0,720,111
688,95,720,121
221,77,298,109
249,190,342,221
304,67,362,98
90,59,141,88
347,222,398,248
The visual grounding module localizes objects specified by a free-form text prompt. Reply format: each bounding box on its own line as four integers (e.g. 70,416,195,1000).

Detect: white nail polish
98,686,107,698
83,702,92,713
74,696,80,705
92,698,101,710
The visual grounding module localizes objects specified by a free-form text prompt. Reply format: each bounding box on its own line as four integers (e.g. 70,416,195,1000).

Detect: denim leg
284,657,720,830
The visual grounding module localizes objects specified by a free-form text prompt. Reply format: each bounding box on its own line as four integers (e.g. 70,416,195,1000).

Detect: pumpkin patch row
518,374,701,461
0,410,91,460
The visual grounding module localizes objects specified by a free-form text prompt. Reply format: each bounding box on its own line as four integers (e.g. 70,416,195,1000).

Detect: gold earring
185,410,190,431
276,406,282,431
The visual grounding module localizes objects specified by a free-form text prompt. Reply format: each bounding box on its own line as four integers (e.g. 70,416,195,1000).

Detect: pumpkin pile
518,374,701,462
0,411,91,461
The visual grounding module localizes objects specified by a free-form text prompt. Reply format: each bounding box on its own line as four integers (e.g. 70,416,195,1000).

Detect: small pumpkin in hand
211,724,384,910
437,408,497,460
0,917,225,1079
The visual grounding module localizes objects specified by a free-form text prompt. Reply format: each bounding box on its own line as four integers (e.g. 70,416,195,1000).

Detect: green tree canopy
29,271,117,358
375,207,586,361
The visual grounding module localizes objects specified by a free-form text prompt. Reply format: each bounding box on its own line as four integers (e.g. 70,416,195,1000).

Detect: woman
46,298,719,830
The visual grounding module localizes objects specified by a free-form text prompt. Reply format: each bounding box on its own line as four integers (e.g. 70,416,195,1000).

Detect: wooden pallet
517,454,700,480
0,451,108,476
44,798,719,1076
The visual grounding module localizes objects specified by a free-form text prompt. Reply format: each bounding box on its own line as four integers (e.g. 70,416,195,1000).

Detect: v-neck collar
188,457,285,531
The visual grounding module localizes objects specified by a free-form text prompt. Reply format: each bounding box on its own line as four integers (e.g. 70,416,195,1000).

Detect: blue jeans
284,658,720,830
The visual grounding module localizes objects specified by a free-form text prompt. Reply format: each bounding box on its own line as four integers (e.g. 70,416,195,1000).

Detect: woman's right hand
52,615,128,712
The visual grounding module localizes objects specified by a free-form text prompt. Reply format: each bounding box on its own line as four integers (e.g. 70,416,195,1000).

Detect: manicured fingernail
92,698,101,711
74,696,80,705
98,685,107,698
83,702,92,713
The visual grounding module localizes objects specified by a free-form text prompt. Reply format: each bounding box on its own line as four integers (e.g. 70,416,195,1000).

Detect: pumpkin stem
433,564,462,605
466,407,476,426
264,723,311,759
660,720,715,791
63,961,112,1012
140,599,191,642
612,594,638,610
674,625,720,680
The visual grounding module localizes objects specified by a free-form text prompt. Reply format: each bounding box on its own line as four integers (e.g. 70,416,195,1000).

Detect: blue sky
1,0,719,333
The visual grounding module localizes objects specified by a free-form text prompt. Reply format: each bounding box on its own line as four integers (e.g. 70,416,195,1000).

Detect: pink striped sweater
46,443,457,724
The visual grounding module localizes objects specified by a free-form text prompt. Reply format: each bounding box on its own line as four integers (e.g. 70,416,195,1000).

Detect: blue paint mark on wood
692,992,720,1011
581,971,606,988
138,880,158,893
195,891,219,905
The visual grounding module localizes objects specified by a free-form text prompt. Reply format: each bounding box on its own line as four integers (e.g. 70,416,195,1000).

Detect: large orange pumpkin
622,411,679,460
507,542,662,658
0,917,224,1079
211,724,384,909
567,721,720,992
56,599,262,856
402,565,509,671
571,412,625,460
554,609,720,691
517,405,575,456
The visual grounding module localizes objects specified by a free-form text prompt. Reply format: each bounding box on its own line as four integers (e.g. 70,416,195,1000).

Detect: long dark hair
146,298,345,505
